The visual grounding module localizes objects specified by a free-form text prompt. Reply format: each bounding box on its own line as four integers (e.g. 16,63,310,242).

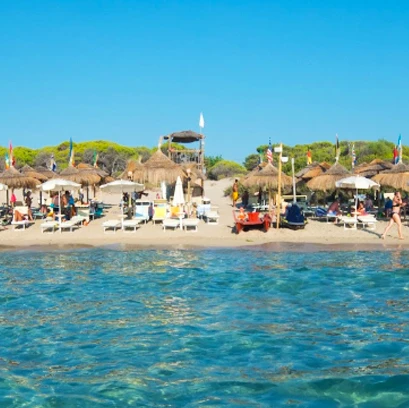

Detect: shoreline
1,240,408,253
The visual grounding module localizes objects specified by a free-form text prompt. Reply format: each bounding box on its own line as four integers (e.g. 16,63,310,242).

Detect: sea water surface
1,248,409,407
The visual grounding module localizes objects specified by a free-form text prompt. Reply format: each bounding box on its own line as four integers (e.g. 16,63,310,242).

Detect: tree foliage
207,160,247,180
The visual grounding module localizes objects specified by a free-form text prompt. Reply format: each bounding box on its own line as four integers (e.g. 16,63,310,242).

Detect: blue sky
1,0,408,164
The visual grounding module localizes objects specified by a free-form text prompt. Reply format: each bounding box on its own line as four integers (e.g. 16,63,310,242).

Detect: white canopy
40,178,82,192
335,176,380,190
100,180,145,194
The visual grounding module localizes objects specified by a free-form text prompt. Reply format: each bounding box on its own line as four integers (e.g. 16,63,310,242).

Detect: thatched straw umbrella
306,162,351,192
20,165,49,182
0,167,41,203
355,159,394,177
143,149,185,185
120,160,145,183
372,163,409,192
0,167,40,190
299,162,331,180
242,163,292,206
35,166,56,179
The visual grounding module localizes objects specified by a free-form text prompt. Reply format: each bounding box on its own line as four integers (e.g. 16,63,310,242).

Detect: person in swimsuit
382,191,404,240
232,179,239,208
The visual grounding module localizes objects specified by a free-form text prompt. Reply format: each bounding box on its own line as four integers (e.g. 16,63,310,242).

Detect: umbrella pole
59,191,62,233
86,185,89,203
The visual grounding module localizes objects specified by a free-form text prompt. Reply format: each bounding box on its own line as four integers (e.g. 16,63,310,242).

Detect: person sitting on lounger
356,201,368,216
237,207,247,221
13,210,25,222
24,191,34,221
327,199,342,216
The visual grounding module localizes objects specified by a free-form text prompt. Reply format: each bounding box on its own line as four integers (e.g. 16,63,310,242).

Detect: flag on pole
266,138,273,164
9,142,15,167
68,138,74,166
49,154,57,172
93,150,99,167
199,112,205,129
351,143,356,168
393,145,399,164
5,153,9,169
306,147,312,165
335,134,340,162
397,134,402,163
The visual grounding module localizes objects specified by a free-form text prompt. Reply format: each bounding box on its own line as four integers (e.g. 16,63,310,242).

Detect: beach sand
0,178,407,252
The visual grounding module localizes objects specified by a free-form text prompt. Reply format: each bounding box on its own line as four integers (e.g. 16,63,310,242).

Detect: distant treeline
0,139,404,179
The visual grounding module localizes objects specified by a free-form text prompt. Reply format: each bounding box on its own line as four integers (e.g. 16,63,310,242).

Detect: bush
207,160,247,180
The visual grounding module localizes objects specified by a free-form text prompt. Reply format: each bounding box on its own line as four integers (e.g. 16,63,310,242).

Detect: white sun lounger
358,215,377,230
11,220,30,231
59,220,80,233
162,218,180,231
103,220,122,233
182,218,200,232
338,216,358,230
122,219,141,233
40,221,59,234
205,210,220,225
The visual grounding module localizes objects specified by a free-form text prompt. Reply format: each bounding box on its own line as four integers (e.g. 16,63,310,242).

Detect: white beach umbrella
100,180,145,224
0,183,8,191
172,176,185,207
40,179,81,231
100,180,145,194
335,175,380,217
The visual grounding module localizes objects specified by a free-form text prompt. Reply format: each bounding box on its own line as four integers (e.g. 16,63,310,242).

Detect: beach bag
315,207,327,217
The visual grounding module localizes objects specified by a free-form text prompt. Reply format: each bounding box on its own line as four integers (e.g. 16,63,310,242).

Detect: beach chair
182,218,200,232
102,220,122,234
59,220,80,233
40,220,59,234
122,219,141,233
205,210,220,225
134,200,152,224
162,218,180,231
153,206,167,224
11,206,31,231
337,216,358,230
358,215,377,230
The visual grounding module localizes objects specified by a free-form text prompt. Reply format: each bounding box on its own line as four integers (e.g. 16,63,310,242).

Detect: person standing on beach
232,179,239,208
382,191,404,240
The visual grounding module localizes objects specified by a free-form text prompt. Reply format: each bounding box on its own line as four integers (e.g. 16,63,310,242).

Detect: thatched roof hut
143,149,185,184
355,159,394,178
306,162,351,192
296,162,331,180
372,163,409,191
242,163,292,190
20,165,49,182
35,166,56,178
120,160,145,183
59,166,101,186
0,167,40,189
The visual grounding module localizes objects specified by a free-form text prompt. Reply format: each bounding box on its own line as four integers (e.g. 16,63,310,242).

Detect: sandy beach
0,178,408,252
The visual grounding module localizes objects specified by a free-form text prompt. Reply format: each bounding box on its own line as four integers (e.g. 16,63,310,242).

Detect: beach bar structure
163,130,205,174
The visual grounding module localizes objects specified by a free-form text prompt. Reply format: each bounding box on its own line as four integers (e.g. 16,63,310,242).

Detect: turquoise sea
1,248,409,407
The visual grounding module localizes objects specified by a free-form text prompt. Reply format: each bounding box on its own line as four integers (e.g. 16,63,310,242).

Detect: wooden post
276,143,283,229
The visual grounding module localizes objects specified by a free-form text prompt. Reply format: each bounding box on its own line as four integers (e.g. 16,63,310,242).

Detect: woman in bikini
382,191,404,240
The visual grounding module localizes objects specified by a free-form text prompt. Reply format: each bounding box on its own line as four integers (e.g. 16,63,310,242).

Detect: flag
397,134,402,163
351,143,356,168
93,150,98,167
68,138,74,166
306,147,312,165
393,145,399,164
266,138,273,164
335,134,340,161
5,153,9,169
49,154,57,172
199,112,205,129
9,142,15,167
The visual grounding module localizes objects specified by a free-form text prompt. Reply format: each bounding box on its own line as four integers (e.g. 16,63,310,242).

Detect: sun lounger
205,210,220,225
122,219,141,233
40,221,59,234
337,216,358,230
11,220,30,231
103,220,122,234
59,220,80,233
358,215,377,230
162,218,180,231
153,206,167,224
182,218,200,232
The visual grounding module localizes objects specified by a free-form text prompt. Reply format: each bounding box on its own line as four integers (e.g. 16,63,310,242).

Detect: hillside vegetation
0,139,404,178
